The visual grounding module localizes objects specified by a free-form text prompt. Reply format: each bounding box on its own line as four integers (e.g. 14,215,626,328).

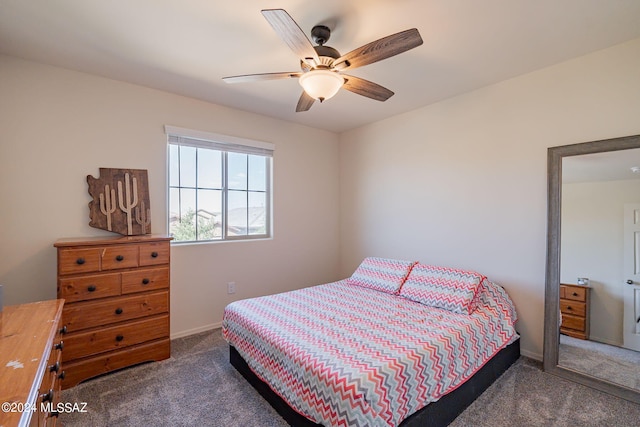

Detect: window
165,126,273,243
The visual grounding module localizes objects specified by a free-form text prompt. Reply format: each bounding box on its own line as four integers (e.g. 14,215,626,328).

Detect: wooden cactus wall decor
87,168,151,235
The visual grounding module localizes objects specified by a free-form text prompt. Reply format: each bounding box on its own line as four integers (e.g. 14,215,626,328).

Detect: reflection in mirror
544,134,640,404
559,148,640,391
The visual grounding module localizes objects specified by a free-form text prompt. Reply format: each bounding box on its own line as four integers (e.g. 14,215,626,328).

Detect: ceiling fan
223,9,423,112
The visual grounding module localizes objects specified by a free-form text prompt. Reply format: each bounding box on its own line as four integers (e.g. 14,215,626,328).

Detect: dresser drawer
560,300,586,317
47,337,63,381
101,245,139,270
62,339,170,388
58,248,101,275
58,273,121,303
41,347,62,416
139,242,170,266
561,285,587,302
47,356,63,396
31,319,64,427
62,291,169,333
122,267,169,294
561,313,585,331
63,315,169,360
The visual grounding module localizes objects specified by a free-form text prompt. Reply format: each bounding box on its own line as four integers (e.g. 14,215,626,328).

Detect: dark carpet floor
60,329,640,427
559,334,640,391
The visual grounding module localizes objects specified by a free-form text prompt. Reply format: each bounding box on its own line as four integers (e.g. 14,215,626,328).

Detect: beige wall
338,38,640,359
561,179,640,346
3,36,640,358
0,55,341,337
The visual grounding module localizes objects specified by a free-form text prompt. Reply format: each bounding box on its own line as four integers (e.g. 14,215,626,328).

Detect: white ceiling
2,0,640,133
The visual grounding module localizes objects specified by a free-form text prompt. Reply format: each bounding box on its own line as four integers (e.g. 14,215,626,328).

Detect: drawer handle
115,334,124,342
87,285,97,292
49,361,60,373
572,292,578,296
54,341,64,351
58,371,66,380
151,251,159,258
142,278,150,285
566,306,572,310
115,307,123,315
40,389,54,403
59,325,68,335
116,255,124,262
76,257,85,265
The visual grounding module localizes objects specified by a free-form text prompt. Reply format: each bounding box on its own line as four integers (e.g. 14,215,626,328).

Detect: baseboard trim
520,348,542,361
587,335,622,347
170,322,222,340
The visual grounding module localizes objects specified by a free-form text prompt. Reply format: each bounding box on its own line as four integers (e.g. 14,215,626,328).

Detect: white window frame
165,125,274,244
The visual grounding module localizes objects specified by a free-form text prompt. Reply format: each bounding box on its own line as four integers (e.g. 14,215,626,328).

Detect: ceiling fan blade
262,9,320,66
222,72,302,84
333,28,423,71
342,75,394,101
296,91,315,112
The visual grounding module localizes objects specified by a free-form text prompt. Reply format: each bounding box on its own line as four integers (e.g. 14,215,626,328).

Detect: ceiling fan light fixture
224,10,423,111
299,69,344,102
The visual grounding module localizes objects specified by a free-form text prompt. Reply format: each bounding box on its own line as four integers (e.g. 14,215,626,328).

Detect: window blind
165,125,274,157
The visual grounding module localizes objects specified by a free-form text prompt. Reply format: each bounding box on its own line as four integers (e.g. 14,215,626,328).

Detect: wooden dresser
0,299,65,427
560,283,591,340
54,234,171,389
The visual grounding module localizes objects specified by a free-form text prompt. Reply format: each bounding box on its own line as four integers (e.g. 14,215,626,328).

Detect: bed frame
230,337,520,427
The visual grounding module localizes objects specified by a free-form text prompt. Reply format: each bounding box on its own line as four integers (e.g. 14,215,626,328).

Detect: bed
222,258,520,427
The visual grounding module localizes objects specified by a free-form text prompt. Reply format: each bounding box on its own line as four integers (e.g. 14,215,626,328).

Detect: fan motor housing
300,45,341,69
314,45,340,59
308,25,341,67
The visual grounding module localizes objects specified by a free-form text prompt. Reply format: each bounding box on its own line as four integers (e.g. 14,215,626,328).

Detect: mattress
222,279,518,427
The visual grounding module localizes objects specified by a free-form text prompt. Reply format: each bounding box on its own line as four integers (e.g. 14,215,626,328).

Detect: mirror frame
544,133,640,404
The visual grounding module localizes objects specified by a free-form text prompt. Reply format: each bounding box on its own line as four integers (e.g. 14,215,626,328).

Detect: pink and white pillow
347,257,417,294
399,264,487,314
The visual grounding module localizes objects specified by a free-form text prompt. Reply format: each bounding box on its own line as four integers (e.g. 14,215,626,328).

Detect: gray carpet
559,334,640,391
450,356,640,427
60,329,640,427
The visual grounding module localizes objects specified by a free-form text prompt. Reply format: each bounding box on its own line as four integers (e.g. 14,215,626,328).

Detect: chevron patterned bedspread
222,279,518,427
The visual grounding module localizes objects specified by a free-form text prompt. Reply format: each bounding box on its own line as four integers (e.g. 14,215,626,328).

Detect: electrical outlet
227,281,236,294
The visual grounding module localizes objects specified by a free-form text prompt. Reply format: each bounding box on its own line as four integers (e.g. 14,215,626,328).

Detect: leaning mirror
544,134,640,403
